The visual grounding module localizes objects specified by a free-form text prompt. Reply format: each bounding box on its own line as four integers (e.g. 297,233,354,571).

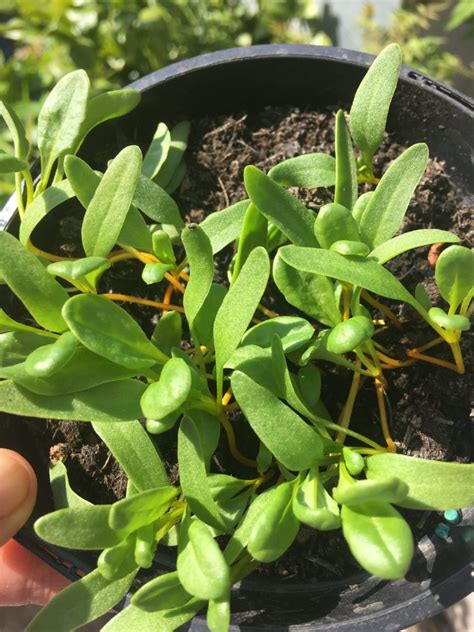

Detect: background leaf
370,229,460,264
182,224,214,330
334,110,357,209
200,200,249,254
268,153,336,188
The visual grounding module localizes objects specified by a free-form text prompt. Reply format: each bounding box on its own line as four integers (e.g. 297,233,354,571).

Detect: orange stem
100,293,184,313
375,378,396,452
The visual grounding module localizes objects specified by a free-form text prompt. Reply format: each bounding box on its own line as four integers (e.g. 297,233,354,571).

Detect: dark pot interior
1,45,473,631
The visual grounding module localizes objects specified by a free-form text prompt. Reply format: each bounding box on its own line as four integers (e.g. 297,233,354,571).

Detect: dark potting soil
1,105,472,582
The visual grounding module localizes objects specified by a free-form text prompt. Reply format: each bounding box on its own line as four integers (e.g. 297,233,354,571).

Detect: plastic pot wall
1,45,473,631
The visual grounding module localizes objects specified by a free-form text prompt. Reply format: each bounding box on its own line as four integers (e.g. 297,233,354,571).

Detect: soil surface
1,105,472,582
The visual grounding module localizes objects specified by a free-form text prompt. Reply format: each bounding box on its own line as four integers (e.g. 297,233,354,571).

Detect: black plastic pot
1,45,473,631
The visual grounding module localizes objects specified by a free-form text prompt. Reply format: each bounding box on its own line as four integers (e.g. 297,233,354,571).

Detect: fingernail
0,452,31,519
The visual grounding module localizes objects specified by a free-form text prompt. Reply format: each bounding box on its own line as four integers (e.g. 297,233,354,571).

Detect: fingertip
0,449,37,546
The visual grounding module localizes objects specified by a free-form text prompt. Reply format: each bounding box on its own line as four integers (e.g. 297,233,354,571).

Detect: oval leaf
269,153,336,188
327,316,375,354
314,202,361,249
241,316,313,353
141,358,192,419
435,245,474,311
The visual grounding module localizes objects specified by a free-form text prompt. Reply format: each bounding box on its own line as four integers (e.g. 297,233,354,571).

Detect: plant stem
257,303,278,318
218,412,257,469
374,377,396,452
361,290,402,328
99,293,184,313
162,283,174,315
336,360,361,444
450,341,465,374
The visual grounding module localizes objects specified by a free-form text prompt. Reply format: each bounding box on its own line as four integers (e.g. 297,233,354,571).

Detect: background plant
0,44,473,632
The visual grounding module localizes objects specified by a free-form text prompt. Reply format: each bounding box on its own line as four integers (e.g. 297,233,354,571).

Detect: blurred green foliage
0,0,330,204
360,1,473,85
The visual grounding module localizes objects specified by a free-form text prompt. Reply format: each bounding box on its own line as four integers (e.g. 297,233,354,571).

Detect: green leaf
326,316,374,354
26,568,136,632
342,447,365,476
314,202,361,248
0,379,145,422
273,251,341,327
242,316,313,353
269,153,336,188
232,371,323,471
335,110,357,209
232,202,268,281
20,179,75,246
63,294,166,369
293,469,341,530
200,199,249,254
119,206,153,253
428,307,470,331
142,122,171,179
82,145,142,257
244,165,318,247
35,504,119,549
64,153,101,208
50,460,91,510
142,262,174,285
0,231,68,332
154,121,190,190
369,229,460,264
194,284,227,351
109,486,177,533
152,311,182,356
93,420,168,490
359,143,429,248
98,533,137,581
101,599,202,632
165,157,187,194
76,88,141,153
182,224,214,330
333,475,409,506
134,174,184,228
415,283,432,310
25,331,77,376
366,453,474,510
178,415,229,532
141,358,192,419
0,100,30,160
341,501,414,579
207,596,231,632
131,571,192,611
0,152,28,173
435,245,474,310
177,518,231,600
297,365,321,408
2,347,139,395
247,480,299,562
352,191,374,224
0,312,55,336
37,70,90,182
214,246,270,396
48,257,111,293
207,474,251,501
349,44,402,164
152,230,176,263
189,408,221,465
330,240,370,256
279,246,417,307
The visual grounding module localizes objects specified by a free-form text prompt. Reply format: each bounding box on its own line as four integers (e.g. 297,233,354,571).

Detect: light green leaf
50,460,91,510
269,153,336,188
359,143,429,248
293,469,341,530
352,191,374,224
314,202,361,248
279,246,417,307
63,154,100,208
0,152,28,173
428,307,470,331
182,224,214,330
341,501,414,580
93,420,168,490
242,316,314,353
200,199,249,254
232,371,323,471
131,571,192,611
134,174,184,228
165,157,187,194
63,294,166,369
178,415,229,532
333,475,409,506
244,165,318,247
82,145,142,257
101,599,202,632
119,206,153,253
232,202,268,281
25,331,77,376
48,256,111,293
177,518,231,600
141,358,192,419
435,245,474,310
0,100,30,160
214,247,270,396
35,504,118,549
326,316,374,354
273,251,341,327
152,230,176,263
366,453,474,510
0,231,68,332
26,568,136,632
370,229,460,264
349,44,402,164
0,310,56,337
154,121,190,190
142,262,174,285
37,70,90,182
109,486,177,533
207,596,231,632
330,240,370,256
335,110,357,209
142,122,171,179
0,379,145,422
152,311,182,356
19,179,75,246
194,284,227,351
247,480,299,562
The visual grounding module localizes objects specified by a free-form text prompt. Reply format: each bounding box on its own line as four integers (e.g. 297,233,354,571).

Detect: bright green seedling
0,48,472,632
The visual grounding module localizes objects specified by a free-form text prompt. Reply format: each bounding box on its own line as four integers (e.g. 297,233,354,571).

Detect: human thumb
0,449,37,547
